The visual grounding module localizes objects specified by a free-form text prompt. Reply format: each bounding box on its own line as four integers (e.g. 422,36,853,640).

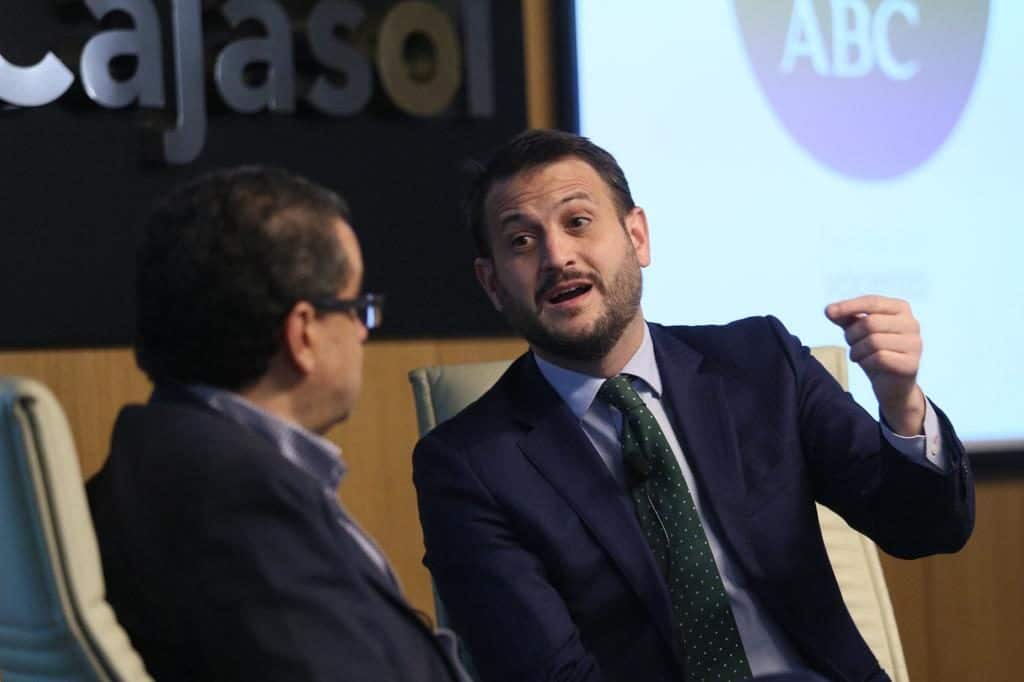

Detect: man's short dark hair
465,129,636,257
135,166,352,390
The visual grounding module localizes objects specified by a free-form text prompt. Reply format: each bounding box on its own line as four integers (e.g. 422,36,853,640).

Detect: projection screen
575,1,1022,449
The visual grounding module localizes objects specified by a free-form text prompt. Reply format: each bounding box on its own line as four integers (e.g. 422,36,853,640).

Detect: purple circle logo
733,0,989,180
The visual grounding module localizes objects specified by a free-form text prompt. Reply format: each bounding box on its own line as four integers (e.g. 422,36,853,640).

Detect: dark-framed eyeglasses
312,293,384,330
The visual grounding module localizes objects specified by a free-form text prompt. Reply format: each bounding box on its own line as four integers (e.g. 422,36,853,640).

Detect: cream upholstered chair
409,346,909,681
0,377,152,682
805,349,909,681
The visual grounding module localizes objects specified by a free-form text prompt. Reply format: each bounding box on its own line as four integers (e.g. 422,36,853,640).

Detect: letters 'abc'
734,0,989,179
780,0,919,80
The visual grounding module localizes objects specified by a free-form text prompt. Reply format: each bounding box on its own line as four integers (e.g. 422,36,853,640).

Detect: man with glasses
87,166,464,682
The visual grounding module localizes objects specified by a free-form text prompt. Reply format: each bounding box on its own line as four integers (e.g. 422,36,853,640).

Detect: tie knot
597,375,644,413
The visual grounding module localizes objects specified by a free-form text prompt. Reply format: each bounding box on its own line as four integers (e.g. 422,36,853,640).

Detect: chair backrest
409,346,909,682
804,350,909,682
0,377,152,682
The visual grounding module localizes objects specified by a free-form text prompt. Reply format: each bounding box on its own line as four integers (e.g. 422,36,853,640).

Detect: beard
496,249,643,365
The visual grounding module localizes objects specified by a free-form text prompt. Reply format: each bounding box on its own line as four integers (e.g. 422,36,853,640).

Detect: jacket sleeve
768,315,976,558
413,431,605,682
189,464,454,682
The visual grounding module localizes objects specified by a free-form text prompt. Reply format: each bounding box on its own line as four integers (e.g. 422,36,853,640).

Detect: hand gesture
825,295,926,436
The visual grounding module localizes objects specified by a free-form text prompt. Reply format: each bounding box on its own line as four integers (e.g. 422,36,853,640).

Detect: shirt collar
534,322,662,419
183,384,347,490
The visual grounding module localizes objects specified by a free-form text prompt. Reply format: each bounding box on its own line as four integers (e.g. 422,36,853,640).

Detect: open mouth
546,283,592,304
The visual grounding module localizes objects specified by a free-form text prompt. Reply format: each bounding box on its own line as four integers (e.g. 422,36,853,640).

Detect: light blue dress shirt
534,323,946,676
186,384,395,581
183,385,475,682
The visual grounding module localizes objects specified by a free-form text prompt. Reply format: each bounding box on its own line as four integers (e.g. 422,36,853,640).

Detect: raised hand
825,295,926,436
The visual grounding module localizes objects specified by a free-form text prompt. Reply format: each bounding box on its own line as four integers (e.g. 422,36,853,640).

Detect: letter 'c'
0,52,74,107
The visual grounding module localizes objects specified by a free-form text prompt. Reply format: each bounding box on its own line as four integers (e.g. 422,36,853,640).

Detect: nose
540,229,575,272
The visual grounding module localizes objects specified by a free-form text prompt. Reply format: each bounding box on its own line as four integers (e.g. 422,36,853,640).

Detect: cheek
350,361,363,391
349,339,365,370
497,261,536,295
338,351,362,400
495,275,532,313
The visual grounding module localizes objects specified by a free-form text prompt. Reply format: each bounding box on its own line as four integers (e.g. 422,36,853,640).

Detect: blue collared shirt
185,384,395,582
180,385,474,682
534,323,945,676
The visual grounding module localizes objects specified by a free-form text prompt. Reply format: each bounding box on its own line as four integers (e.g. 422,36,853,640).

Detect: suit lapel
508,355,680,662
649,325,761,575
325,500,464,679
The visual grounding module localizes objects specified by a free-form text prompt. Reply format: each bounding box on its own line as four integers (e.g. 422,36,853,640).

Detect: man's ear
624,207,651,268
281,301,318,374
474,257,504,311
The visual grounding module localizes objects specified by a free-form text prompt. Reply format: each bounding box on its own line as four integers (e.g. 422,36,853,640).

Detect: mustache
535,269,603,301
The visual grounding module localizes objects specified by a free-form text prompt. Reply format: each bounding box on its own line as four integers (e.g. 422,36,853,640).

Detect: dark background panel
0,0,526,348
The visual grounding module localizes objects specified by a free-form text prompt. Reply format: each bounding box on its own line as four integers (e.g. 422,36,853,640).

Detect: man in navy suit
413,130,973,681
88,167,464,681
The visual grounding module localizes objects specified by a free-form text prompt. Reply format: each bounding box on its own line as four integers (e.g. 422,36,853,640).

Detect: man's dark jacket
413,317,974,682
89,388,460,681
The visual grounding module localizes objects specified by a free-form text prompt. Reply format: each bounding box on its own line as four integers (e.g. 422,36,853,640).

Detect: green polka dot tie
597,375,752,682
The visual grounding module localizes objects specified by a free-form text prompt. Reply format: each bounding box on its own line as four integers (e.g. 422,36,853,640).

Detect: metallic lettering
376,1,461,117
460,0,494,117
80,0,164,108
0,52,73,107
1,0,497,162
215,0,295,113
163,0,206,165
305,0,372,116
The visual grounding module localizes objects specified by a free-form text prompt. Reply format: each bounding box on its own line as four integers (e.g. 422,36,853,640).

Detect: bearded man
412,130,973,682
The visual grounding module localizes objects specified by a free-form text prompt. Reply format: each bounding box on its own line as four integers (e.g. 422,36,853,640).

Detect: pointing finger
826,295,910,325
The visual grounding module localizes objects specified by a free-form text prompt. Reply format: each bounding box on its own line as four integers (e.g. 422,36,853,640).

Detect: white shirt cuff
881,397,948,472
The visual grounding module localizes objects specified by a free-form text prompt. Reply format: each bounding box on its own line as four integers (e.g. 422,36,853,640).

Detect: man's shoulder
101,393,286,490
651,315,798,369
112,394,266,455
419,352,539,446
654,314,789,348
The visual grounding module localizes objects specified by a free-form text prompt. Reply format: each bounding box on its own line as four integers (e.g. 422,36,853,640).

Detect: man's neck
237,367,323,434
531,314,647,378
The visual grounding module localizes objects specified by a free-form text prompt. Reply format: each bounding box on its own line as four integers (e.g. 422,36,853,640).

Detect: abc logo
733,0,989,180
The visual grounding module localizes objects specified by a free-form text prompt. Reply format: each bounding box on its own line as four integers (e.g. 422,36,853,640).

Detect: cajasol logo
0,0,496,165
732,0,989,180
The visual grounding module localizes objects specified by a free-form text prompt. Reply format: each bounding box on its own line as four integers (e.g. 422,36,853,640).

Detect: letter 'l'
163,0,206,164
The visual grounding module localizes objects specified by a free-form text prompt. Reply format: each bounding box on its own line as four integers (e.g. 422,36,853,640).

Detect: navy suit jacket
88,389,460,682
413,317,974,682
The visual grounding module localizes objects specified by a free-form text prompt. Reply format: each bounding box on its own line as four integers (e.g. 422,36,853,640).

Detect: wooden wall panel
0,348,149,478
881,478,1024,681
0,338,525,622
522,0,555,129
